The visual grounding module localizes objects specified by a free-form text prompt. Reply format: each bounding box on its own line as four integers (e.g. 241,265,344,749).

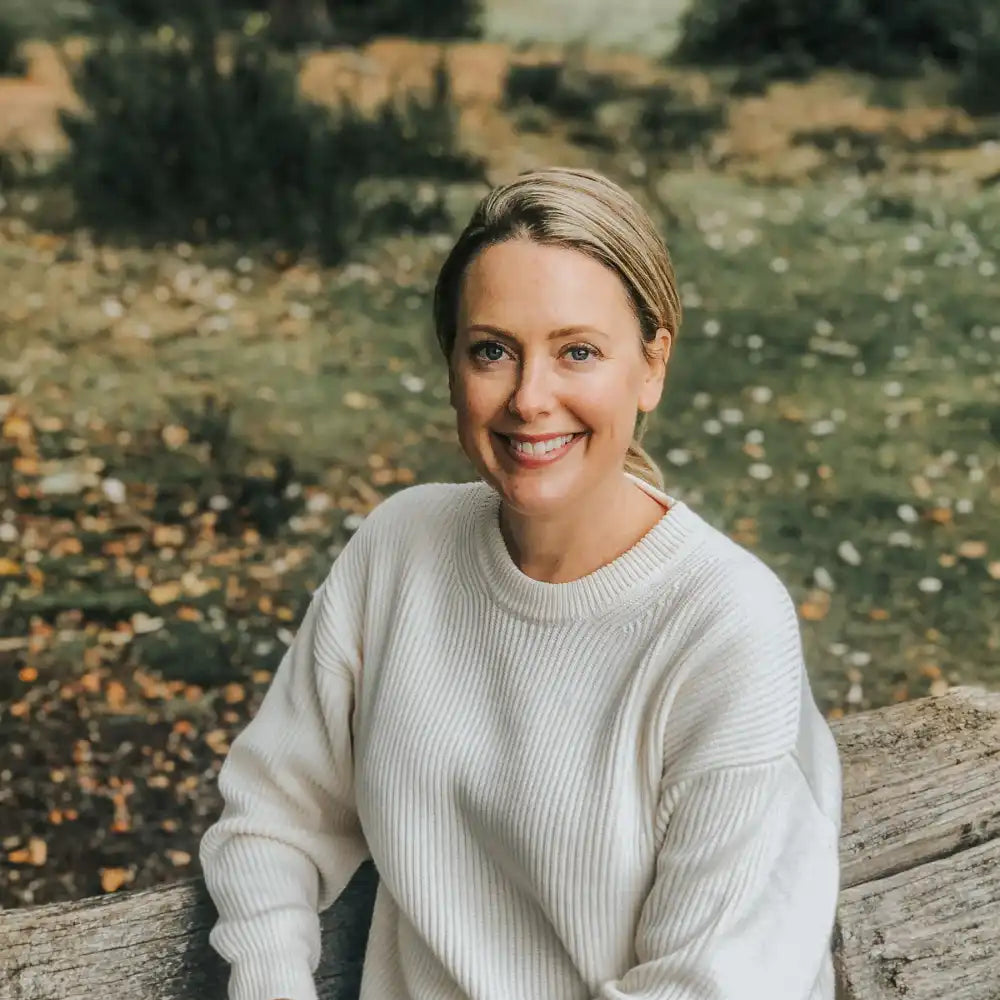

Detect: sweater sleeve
592,756,839,1000
199,546,370,1000
593,562,841,1000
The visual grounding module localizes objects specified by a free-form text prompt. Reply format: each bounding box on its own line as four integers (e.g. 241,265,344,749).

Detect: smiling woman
200,167,843,1000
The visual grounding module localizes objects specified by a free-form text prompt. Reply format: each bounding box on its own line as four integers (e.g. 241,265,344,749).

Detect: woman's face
449,238,670,518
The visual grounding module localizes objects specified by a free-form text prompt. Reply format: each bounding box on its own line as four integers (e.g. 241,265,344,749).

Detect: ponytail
624,412,664,491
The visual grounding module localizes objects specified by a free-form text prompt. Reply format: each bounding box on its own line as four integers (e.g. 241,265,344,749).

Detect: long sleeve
199,547,370,1000
593,755,839,1000
593,563,841,1000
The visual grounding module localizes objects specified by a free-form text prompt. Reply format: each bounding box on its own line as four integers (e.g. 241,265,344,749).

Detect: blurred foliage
98,0,482,43
330,0,482,42
95,0,261,29
57,3,482,263
0,13,28,74
953,8,1000,113
503,58,618,120
675,0,993,78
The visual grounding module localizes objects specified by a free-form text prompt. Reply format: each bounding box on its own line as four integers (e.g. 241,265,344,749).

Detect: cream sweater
200,475,842,1000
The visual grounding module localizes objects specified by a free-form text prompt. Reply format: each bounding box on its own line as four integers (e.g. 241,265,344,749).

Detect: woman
200,167,842,1000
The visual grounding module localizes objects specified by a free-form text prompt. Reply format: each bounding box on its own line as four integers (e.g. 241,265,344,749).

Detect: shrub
58,6,482,262
0,15,27,75
503,59,619,121
953,7,1000,114
675,0,988,77
329,0,483,42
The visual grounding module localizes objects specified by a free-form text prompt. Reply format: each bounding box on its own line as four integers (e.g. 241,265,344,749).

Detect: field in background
1,0,999,907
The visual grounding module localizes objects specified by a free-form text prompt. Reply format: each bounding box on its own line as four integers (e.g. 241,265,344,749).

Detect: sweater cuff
228,952,318,1000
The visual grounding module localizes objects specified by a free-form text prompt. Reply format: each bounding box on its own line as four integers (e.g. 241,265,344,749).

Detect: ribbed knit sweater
200,474,843,1000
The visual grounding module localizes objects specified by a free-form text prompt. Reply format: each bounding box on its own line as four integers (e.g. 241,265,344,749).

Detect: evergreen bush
675,0,988,77
330,0,482,42
953,7,1000,114
58,6,482,263
0,15,27,75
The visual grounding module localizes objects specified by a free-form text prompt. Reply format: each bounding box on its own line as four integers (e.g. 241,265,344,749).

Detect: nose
507,356,556,422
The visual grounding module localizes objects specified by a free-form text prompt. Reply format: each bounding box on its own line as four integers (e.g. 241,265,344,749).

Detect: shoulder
355,480,486,544
311,480,487,648
660,524,806,776
334,479,489,580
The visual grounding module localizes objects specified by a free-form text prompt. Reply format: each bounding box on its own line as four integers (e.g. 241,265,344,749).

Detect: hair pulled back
433,166,682,491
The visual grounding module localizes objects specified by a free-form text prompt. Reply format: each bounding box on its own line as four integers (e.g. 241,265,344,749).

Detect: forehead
458,239,637,330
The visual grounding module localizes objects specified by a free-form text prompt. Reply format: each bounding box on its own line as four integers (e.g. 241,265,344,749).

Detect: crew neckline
468,472,702,624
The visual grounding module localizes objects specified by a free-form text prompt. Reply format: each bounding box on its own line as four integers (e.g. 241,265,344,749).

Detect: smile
494,432,586,465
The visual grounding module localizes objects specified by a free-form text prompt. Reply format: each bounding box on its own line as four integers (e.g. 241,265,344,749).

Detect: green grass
3,168,998,715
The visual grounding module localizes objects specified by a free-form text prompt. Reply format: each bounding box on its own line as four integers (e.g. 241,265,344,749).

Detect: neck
498,474,668,584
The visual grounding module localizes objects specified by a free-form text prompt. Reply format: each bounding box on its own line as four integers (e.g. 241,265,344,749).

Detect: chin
482,462,590,518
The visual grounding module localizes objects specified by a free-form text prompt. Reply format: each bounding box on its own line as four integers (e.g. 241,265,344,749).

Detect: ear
637,327,672,413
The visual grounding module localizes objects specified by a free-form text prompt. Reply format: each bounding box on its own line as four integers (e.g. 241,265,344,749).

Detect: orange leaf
18,666,38,683
958,540,988,559
928,506,952,525
100,867,131,893
149,581,182,605
223,683,246,705
0,558,22,576
106,680,127,710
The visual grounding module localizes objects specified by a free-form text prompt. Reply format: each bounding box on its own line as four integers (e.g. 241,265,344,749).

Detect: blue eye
472,341,506,363
567,345,596,362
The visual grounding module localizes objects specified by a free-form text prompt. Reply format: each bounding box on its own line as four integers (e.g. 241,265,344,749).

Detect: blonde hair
433,166,682,491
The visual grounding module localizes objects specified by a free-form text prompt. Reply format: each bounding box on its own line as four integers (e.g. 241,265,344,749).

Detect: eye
471,340,508,363
566,344,598,363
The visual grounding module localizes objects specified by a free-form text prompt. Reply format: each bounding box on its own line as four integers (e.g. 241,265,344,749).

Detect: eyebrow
462,324,609,341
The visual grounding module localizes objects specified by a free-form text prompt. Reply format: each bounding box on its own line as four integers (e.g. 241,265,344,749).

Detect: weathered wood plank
835,837,1000,1000
834,686,1000,889
0,862,378,1000
2,686,999,1000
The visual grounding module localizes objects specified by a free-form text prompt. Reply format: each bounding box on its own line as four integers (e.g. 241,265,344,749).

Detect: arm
199,552,370,1000
594,564,841,999
593,755,839,1000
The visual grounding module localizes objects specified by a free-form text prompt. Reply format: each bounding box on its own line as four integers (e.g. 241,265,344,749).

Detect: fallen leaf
153,525,185,548
149,581,182,605
958,540,988,559
799,589,831,621
223,683,245,705
100,867,132,893
161,424,189,449
106,680,127,710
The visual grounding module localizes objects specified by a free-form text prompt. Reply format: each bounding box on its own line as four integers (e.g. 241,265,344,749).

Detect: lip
492,431,586,468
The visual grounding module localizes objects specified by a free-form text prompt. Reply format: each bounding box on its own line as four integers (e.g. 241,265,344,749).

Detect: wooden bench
2,685,998,1000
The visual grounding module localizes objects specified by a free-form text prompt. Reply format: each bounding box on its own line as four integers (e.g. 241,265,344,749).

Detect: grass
3,166,998,716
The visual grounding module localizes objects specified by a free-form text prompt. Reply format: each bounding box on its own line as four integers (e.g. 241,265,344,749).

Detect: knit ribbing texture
200,475,843,1000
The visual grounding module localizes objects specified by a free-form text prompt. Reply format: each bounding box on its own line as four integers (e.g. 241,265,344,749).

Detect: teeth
510,434,575,456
